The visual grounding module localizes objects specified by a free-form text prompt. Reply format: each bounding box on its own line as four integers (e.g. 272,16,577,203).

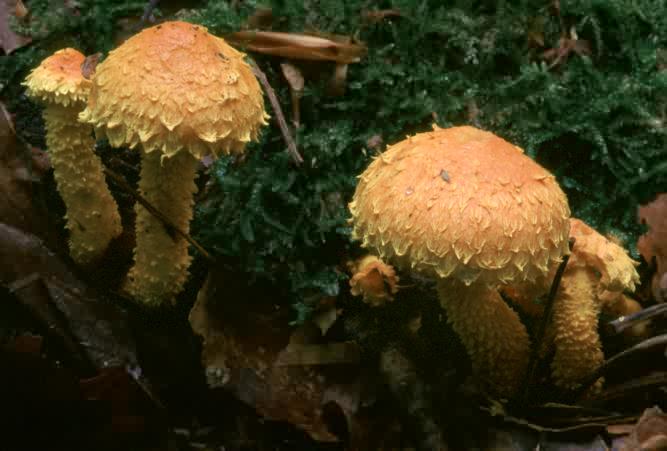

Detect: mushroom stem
43,104,122,264
550,267,604,390
437,279,530,397
125,150,199,305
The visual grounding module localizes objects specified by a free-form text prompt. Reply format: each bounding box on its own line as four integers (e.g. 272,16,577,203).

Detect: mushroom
349,125,571,397
550,218,640,390
23,48,122,265
348,254,399,306
79,21,268,305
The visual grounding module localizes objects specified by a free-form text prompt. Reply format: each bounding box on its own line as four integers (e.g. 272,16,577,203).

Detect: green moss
3,0,665,321
189,0,665,320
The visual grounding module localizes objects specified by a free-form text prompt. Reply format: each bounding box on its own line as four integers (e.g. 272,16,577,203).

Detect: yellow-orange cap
349,254,399,306
567,218,639,292
80,21,269,159
23,48,91,106
349,125,571,287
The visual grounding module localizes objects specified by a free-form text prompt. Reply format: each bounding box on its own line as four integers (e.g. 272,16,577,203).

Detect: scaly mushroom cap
349,254,399,306
80,21,269,159
349,125,571,287
567,218,640,293
23,48,91,107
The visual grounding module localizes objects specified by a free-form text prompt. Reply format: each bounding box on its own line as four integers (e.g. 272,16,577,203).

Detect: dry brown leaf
615,407,667,451
81,52,102,79
14,0,26,18
638,194,667,302
225,31,367,64
0,223,143,373
189,268,363,442
0,0,31,54
0,101,54,239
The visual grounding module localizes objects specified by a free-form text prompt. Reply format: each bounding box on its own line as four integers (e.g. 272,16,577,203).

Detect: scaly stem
125,150,198,305
44,104,121,264
437,279,530,398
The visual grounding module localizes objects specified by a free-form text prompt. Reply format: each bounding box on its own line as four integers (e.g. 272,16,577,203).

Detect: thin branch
520,237,575,403
249,60,304,166
103,166,215,264
575,333,667,398
607,303,667,335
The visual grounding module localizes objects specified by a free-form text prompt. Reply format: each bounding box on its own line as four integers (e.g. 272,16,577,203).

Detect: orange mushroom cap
80,21,269,160
23,48,91,106
349,254,399,306
567,218,640,293
349,125,571,287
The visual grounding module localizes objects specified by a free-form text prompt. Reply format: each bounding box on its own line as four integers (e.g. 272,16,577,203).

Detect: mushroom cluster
79,21,268,305
23,48,122,265
349,125,571,397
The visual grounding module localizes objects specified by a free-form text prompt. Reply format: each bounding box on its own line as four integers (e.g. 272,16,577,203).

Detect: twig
574,333,667,398
607,303,667,335
103,167,215,263
520,237,575,403
584,372,667,405
249,60,304,166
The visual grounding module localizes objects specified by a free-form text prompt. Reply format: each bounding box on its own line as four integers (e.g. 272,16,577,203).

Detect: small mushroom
79,22,269,305
348,254,399,306
349,125,571,397
550,218,640,390
22,48,122,264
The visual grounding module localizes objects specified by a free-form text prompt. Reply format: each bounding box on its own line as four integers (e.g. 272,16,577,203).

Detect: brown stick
574,334,667,399
249,60,304,165
607,303,667,334
103,166,215,263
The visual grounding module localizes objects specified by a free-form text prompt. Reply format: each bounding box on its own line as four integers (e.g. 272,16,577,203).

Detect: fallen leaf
14,0,27,18
189,267,364,442
638,194,667,302
81,52,102,79
225,30,367,64
0,222,142,374
0,101,55,241
0,0,31,54
1,335,164,449
616,407,667,451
